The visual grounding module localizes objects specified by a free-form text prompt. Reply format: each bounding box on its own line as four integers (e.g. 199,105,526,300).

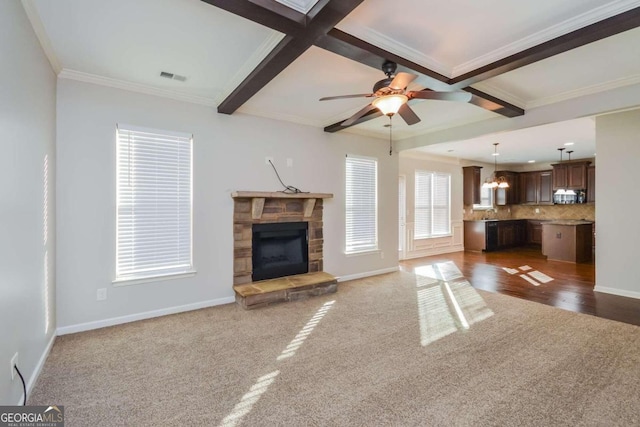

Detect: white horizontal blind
345,156,378,253
116,126,193,281
415,171,451,239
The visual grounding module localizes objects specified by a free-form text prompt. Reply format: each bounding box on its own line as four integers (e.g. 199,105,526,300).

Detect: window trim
345,154,378,254
414,170,451,240
114,124,195,285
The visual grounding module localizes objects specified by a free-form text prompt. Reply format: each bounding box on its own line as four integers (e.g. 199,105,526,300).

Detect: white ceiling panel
474,26,640,108
337,0,633,76
31,0,282,101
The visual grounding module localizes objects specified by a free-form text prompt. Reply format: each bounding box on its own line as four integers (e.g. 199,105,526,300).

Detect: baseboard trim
56,296,236,335
594,286,640,300
14,333,56,405
337,266,399,283
401,246,464,260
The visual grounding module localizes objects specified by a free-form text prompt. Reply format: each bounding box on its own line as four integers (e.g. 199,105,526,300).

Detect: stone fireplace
231,191,336,309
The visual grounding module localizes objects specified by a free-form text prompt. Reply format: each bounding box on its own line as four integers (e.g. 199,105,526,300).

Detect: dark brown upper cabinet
519,170,553,205
552,161,591,190
463,166,482,205
495,171,519,205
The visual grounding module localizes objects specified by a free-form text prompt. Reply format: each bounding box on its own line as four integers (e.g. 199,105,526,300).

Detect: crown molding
21,0,62,74
453,0,640,77
335,23,452,77
274,0,319,14
472,82,526,109
58,69,217,107
236,105,324,128
215,32,285,105
526,73,640,109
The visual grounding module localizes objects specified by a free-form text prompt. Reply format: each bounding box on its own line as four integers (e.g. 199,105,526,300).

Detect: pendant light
554,148,576,196
482,143,509,189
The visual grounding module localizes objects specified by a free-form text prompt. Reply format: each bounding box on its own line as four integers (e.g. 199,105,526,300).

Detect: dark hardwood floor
400,246,640,327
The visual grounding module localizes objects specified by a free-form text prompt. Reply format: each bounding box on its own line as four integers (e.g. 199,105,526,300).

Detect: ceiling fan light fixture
372,94,408,116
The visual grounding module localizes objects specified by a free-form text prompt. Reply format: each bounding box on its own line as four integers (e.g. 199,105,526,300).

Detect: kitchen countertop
464,219,593,224
543,220,594,226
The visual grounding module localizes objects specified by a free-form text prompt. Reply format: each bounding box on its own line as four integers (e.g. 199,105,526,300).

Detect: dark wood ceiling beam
213,0,365,114
318,28,451,85
449,6,640,89
464,87,524,117
324,108,382,132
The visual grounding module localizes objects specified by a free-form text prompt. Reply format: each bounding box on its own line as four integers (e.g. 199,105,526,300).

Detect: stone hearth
231,191,334,308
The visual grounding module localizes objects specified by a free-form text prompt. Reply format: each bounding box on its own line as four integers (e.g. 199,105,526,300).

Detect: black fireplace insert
252,222,308,281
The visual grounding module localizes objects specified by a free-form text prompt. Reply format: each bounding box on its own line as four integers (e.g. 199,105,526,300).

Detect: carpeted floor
30,265,640,426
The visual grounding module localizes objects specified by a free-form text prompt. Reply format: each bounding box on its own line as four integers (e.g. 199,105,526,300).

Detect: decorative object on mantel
482,143,510,189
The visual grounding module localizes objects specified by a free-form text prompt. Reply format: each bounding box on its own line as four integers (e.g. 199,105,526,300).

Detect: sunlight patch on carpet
415,262,494,346
219,300,335,426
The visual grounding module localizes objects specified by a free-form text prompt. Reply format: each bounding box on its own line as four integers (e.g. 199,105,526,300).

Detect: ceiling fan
320,61,473,127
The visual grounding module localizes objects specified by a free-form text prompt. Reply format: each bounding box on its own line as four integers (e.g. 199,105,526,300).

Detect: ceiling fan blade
342,103,378,127
389,72,417,90
408,90,473,103
319,94,374,101
398,103,421,125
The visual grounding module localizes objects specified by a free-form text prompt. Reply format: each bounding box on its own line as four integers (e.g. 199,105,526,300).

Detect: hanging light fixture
372,94,408,116
482,143,509,189
373,94,408,156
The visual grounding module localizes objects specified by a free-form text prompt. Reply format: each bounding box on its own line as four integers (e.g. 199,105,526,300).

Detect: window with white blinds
345,156,378,253
116,125,193,282
415,171,451,239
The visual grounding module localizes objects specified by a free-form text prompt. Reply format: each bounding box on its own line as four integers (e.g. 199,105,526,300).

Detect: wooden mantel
231,191,333,219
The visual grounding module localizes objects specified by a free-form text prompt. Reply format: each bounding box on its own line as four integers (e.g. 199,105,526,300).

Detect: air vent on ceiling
160,71,187,82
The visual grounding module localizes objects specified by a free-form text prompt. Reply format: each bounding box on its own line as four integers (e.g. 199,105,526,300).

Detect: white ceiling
24,0,640,164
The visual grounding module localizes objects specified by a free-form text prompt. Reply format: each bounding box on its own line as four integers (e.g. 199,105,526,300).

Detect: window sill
113,270,197,287
345,249,380,257
414,235,452,240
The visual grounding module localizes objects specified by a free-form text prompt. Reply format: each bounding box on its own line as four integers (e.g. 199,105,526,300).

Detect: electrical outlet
286,158,293,167
10,353,18,380
535,208,540,214
265,156,274,166
97,288,107,301
380,251,385,259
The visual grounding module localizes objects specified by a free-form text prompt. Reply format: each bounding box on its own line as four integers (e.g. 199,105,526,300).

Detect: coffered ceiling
23,0,640,163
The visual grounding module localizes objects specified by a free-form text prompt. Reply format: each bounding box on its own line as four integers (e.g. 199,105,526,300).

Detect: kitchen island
541,220,594,263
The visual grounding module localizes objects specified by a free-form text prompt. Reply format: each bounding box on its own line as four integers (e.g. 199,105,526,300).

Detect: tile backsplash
464,204,595,221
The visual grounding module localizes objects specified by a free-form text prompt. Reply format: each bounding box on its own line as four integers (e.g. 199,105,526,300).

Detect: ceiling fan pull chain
389,116,393,156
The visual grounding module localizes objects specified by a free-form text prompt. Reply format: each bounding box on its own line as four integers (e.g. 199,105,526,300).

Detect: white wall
594,110,640,298
0,1,56,404
56,79,398,331
399,152,464,259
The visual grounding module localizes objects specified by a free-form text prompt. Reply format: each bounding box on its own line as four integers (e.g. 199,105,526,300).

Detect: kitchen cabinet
463,166,482,205
519,171,553,205
542,221,593,263
495,171,519,205
464,220,526,251
587,166,595,203
552,161,591,190
527,220,544,245
497,220,526,248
